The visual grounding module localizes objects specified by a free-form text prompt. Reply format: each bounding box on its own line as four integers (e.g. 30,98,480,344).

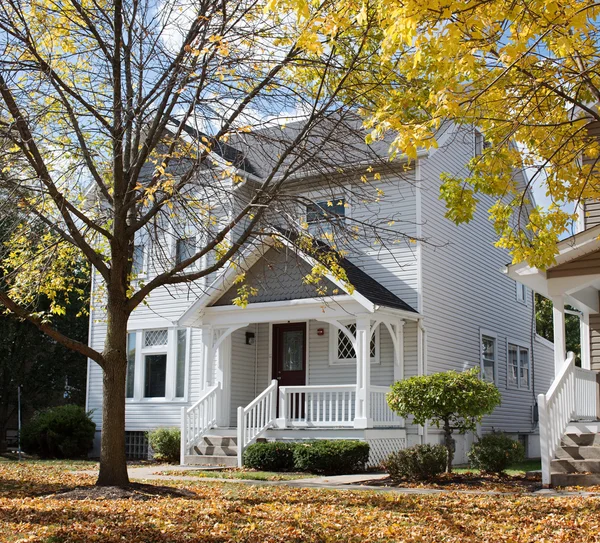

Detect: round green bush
383,444,447,481
243,442,297,471
21,404,96,459
147,427,181,463
467,432,525,474
292,440,370,475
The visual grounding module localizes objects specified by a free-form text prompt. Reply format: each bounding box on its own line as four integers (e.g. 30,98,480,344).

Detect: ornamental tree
387,368,501,472
277,0,600,268
0,0,417,486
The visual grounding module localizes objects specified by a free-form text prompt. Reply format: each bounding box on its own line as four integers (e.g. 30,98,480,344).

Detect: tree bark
97,300,130,486
443,419,454,473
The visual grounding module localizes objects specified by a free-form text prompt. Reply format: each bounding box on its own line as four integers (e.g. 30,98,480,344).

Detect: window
330,322,379,365
508,343,530,389
474,130,491,156
132,244,145,275
125,327,189,401
126,332,136,398
175,237,196,265
480,334,496,383
516,282,528,304
306,198,346,224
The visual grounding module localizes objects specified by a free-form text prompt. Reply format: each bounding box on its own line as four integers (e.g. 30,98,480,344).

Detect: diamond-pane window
337,323,376,361
144,329,168,347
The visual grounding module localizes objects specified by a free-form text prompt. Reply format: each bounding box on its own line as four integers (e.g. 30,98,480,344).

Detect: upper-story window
516,281,528,304
132,243,145,276
474,130,491,156
329,322,379,365
175,236,196,265
508,342,530,389
306,198,346,225
480,332,497,383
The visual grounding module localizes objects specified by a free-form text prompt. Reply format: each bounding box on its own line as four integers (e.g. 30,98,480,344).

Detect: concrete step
201,435,237,447
565,421,600,434
551,473,600,487
203,428,238,437
562,433,600,447
185,454,238,467
556,446,600,460
193,444,237,456
551,458,600,473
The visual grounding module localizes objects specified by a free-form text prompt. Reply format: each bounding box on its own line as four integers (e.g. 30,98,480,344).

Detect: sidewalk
76,465,600,497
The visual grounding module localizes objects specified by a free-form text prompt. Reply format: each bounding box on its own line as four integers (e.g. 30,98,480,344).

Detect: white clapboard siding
229,325,259,426
420,124,555,434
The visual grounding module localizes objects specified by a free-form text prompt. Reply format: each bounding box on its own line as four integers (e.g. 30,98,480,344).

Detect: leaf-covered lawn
158,468,315,481
1,460,600,542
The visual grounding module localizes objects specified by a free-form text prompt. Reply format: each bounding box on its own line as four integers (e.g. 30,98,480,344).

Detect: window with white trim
516,281,528,304
125,328,189,401
474,129,491,156
329,322,379,365
175,236,196,265
480,334,496,383
508,342,530,389
132,244,146,276
306,198,346,225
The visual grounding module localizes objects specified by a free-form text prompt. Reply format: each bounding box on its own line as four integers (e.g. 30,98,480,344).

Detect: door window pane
176,329,187,398
282,330,304,371
145,354,167,397
126,332,136,398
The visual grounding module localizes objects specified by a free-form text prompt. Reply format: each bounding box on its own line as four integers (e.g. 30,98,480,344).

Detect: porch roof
177,233,418,327
505,224,600,313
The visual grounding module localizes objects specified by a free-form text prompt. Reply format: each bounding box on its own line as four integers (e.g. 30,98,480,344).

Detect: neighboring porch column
581,312,591,370
393,320,405,382
202,325,215,389
551,295,567,375
354,316,371,429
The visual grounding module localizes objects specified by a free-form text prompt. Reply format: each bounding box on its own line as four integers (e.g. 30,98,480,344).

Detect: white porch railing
237,380,278,467
180,384,219,464
277,385,356,427
370,386,404,427
538,352,599,486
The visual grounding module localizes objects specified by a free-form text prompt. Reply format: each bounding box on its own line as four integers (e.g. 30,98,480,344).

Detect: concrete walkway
76,465,600,497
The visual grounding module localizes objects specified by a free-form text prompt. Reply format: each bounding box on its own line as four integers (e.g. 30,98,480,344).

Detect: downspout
531,289,537,432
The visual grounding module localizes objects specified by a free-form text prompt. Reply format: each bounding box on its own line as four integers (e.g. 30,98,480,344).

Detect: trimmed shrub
244,442,297,471
467,432,525,474
383,444,447,481
21,405,96,459
147,428,180,463
293,440,370,475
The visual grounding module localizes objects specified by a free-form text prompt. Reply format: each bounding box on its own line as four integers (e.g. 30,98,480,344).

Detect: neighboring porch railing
180,384,219,464
370,386,404,427
538,352,599,486
277,385,356,427
237,380,278,468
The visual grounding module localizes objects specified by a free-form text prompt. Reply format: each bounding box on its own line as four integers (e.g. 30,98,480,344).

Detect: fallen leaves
1,460,600,542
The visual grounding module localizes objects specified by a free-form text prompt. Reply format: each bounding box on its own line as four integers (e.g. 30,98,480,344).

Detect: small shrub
147,428,180,463
244,442,297,471
467,432,525,474
293,440,369,475
383,444,447,481
21,405,96,459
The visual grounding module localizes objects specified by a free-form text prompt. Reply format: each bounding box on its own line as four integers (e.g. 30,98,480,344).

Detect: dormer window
306,198,346,224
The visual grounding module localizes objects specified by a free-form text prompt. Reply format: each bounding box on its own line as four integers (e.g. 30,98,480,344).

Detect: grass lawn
1,459,600,542
453,459,541,476
159,468,315,481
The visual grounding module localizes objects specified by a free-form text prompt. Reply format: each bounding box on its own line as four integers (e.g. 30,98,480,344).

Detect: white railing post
269,379,277,422
180,406,187,466
237,406,244,468
277,386,287,428
538,394,551,487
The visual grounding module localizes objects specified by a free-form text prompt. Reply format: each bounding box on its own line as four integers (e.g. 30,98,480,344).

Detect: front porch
179,300,415,467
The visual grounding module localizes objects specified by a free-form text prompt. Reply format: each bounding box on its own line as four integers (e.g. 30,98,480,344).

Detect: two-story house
86,121,555,468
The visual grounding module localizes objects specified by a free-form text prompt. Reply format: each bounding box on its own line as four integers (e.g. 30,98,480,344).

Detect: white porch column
393,320,405,382
202,326,214,389
551,295,567,375
581,312,591,370
354,316,371,429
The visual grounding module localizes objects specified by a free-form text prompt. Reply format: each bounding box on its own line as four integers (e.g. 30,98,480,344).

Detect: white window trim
506,338,531,391
516,281,528,305
479,328,498,384
328,321,380,366
126,326,190,403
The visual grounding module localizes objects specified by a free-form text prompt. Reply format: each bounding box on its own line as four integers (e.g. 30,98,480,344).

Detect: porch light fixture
245,332,255,345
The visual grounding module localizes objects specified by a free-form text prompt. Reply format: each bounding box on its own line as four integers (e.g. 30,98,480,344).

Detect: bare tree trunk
443,419,454,473
97,300,129,486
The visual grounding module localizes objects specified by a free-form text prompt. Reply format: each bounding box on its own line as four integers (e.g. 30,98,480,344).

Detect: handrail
237,380,278,467
538,352,599,486
180,385,219,465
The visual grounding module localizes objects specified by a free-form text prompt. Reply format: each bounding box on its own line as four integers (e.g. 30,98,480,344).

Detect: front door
272,322,307,387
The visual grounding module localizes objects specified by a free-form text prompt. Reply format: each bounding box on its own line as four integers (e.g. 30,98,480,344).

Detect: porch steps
186,434,238,468
551,425,600,487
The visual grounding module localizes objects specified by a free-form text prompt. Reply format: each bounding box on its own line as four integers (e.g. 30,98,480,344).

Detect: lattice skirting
366,437,407,467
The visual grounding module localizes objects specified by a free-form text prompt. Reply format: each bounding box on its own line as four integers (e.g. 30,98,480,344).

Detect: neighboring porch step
551,459,600,473
562,433,600,447
184,455,238,467
556,446,600,460
565,421,600,434
551,473,600,487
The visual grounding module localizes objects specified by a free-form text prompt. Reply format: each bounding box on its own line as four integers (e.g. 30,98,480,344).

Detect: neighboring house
86,122,555,468
507,119,600,486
